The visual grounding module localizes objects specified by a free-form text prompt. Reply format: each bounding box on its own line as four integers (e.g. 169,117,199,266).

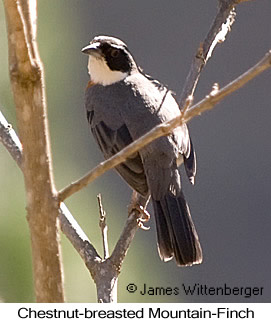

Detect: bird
82,35,202,266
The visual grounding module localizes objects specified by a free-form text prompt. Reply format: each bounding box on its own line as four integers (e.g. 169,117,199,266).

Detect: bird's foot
128,191,150,230
134,205,150,231
128,204,150,230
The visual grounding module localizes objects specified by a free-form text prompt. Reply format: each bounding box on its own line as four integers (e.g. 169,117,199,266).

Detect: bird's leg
128,191,151,231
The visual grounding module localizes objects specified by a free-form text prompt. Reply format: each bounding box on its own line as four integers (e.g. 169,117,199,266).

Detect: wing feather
91,120,148,196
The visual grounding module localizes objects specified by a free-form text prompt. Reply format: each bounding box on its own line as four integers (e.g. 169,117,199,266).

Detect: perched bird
82,35,202,266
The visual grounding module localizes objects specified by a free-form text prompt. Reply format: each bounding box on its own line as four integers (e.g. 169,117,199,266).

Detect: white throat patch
88,55,128,86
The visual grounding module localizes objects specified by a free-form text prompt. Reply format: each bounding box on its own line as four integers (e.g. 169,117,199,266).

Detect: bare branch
59,203,102,269
183,50,271,124
179,0,256,107
97,194,109,259
19,0,37,61
110,211,140,271
178,0,239,107
90,209,142,303
59,50,271,202
91,208,142,303
179,0,258,109
3,0,64,302
0,110,22,167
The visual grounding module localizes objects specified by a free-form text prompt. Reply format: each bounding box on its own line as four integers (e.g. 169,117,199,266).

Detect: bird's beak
81,43,102,58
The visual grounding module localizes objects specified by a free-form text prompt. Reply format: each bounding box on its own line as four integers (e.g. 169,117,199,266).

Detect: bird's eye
110,49,120,58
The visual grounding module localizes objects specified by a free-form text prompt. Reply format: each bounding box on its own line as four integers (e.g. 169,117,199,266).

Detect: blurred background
0,0,270,303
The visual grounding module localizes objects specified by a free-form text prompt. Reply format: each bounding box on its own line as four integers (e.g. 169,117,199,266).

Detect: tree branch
97,194,109,259
179,0,241,107
3,0,64,302
58,203,102,269
59,50,271,202
0,111,22,166
110,211,140,271
183,50,271,123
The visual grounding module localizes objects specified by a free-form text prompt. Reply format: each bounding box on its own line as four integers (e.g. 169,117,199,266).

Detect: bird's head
82,36,137,86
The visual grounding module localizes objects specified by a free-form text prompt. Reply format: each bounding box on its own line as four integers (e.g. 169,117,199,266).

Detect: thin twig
59,203,101,265
59,50,271,202
178,0,238,107
110,211,140,271
0,111,22,167
97,194,109,259
181,95,194,116
183,50,271,124
179,0,256,107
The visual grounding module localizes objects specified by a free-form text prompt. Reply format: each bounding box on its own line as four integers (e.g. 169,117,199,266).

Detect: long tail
152,190,202,266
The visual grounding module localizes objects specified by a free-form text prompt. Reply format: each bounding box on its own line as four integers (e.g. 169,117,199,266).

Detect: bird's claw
135,205,150,231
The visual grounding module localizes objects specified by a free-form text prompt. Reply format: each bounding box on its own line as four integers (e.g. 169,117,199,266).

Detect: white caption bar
0,303,268,322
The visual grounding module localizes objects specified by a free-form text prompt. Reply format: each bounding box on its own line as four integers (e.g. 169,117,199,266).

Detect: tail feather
152,190,202,266
152,201,173,262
